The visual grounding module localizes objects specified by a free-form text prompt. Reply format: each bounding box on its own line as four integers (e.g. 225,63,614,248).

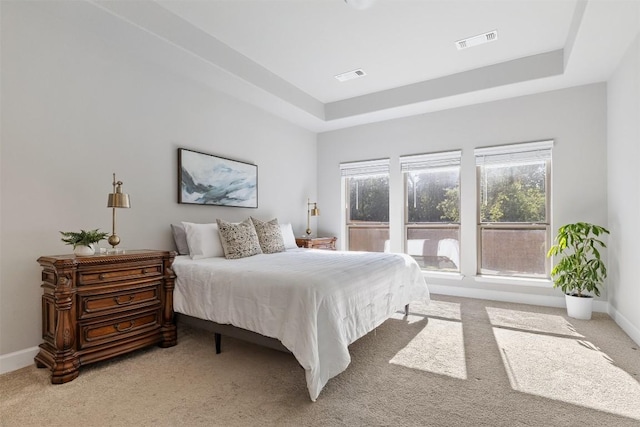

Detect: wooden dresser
295,236,337,250
35,250,176,384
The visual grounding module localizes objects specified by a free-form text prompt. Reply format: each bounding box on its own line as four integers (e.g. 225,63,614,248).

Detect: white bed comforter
172,248,429,401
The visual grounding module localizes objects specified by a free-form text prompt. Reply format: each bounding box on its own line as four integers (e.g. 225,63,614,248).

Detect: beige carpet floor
2,294,639,426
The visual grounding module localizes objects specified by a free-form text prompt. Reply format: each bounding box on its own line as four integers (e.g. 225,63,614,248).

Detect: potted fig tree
60,229,109,256
547,222,609,320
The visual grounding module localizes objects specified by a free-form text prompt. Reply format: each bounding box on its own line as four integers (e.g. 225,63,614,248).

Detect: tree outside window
348,175,389,223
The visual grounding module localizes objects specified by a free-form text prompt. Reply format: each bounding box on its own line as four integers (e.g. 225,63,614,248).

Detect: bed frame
177,304,410,355
177,313,290,353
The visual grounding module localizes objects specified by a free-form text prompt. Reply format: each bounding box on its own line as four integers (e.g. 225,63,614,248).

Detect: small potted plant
547,222,609,320
60,229,109,256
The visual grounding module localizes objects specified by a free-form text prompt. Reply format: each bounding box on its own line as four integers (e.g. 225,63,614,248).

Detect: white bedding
172,248,429,401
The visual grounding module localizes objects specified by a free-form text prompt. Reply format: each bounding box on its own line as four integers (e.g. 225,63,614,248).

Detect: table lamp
306,198,319,235
107,173,131,249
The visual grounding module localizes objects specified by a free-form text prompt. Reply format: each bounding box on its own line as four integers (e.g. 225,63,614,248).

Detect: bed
172,247,429,401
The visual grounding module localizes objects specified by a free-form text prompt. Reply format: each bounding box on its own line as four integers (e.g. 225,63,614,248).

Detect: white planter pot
74,245,95,256
565,293,593,320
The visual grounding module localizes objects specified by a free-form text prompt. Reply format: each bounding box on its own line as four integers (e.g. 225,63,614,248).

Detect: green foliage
547,222,609,297
437,187,460,222
349,162,545,229
349,176,389,222
407,169,459,223
437,163,547,224
480,164,546,223
60,229,109,249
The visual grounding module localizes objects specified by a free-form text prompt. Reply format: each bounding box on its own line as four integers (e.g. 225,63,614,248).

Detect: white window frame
400,150,462,272
475,140,553,279
340,159,390,251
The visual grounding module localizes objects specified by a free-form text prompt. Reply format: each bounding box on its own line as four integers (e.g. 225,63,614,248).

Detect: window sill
474,275,552,288
422,271,465,281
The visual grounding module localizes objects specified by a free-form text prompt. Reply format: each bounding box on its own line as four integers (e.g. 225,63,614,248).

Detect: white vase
565,293,593,320
74,245,95,256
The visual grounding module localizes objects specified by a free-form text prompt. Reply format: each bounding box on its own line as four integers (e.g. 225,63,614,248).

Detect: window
401,151,461,272
475,141,552,278
340,159,389,252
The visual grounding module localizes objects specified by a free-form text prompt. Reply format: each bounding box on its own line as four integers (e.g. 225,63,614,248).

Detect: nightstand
295,236,337,250
34,250,176,384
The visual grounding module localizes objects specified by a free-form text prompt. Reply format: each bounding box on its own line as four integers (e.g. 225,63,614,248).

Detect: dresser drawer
313,242,335,250
78,283,161,320
78,263,162,286
295,237,337,250
79,310,161,350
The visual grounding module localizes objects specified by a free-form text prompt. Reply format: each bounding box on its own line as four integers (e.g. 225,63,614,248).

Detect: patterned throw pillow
251,217,286,254
216,218,263,259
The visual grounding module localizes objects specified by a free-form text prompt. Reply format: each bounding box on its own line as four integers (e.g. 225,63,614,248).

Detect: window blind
340,158,390,177
400,150,461,172
475,140,553,166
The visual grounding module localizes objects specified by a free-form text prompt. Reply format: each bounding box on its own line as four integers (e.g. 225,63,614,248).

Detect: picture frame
178,148,258,208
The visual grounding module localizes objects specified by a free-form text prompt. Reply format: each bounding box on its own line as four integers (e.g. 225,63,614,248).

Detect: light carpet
1,295,639,426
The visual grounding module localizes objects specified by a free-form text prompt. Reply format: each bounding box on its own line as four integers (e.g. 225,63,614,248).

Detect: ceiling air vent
456,30,498,50
335,69,367,82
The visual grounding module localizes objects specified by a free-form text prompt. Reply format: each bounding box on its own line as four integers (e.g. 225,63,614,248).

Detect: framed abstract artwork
178,148,258,208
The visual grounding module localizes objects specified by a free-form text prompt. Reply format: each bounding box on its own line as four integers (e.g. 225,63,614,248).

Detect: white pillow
280,223,298,249
182,222,225,259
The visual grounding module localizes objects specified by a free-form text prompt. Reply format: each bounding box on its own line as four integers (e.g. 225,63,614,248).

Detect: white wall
0,2,316,362
607,34,640,345
318,84,608,304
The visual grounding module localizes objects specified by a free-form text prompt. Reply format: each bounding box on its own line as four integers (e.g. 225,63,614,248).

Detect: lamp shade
107,177,131,208
107,192,130,208
310,206,319,216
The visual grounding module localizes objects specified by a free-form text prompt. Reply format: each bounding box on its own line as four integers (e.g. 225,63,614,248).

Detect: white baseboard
428,284,610,313
0,346,39,375
608,305,640,347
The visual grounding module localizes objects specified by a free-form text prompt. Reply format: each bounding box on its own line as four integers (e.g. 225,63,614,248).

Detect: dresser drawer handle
142,268,148,274
115,320,135,333
99,273,106,280
114,295,134,305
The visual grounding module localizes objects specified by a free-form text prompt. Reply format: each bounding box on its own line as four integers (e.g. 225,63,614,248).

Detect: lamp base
108,234,121,247
305,228,312,235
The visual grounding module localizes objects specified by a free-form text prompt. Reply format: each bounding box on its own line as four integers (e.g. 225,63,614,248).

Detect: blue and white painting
179,149,258,208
